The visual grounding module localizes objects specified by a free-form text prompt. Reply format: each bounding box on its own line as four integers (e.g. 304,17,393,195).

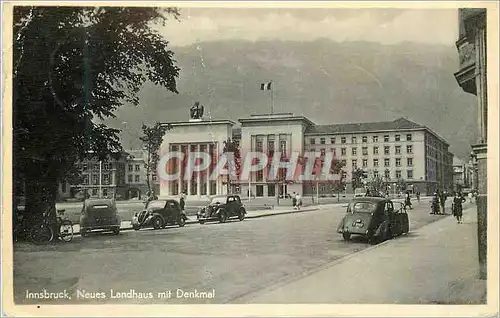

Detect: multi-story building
452,157,466,190
304,117,452,195
454,8,488,279
159,113,453,199
59,151,128,200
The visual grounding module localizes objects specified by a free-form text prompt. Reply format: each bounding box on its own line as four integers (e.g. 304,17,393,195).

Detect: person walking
416,191,420,202
431,193,440,215
292,192,297,210
179,192,186,212
404,191,412,209
296,193,302,210
468,191,474,204
452,192,466,223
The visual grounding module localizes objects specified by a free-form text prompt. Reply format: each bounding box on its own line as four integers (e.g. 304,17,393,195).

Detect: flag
260,81,272,90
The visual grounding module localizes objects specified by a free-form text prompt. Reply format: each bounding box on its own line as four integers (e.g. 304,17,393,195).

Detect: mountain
107,39,478,160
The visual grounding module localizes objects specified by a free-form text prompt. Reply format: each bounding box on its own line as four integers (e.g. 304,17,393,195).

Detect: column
187,145,192,196
197,144,201,198
207,145,212,196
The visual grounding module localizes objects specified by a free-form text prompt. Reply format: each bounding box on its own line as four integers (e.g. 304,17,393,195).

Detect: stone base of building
477,194,487,280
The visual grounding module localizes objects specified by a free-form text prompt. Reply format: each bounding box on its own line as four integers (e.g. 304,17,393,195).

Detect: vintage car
132,199,187,230
337,197,409,243
197,195,246,224
80,199,121,237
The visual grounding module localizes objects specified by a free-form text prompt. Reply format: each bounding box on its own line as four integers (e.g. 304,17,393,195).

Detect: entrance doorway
256,185,264,197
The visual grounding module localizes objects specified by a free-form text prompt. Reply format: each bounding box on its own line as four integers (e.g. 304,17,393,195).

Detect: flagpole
271,81,274,114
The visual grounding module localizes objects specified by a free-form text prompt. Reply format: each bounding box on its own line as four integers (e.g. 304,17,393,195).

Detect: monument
189,101,204,122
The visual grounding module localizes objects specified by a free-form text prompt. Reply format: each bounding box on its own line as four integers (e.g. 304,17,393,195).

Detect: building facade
159,114,453,199
454,8,488,280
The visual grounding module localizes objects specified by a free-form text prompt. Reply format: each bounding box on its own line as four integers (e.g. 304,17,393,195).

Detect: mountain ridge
109,39,478,161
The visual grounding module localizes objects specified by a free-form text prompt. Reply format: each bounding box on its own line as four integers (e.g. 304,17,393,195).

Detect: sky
158,7,459,47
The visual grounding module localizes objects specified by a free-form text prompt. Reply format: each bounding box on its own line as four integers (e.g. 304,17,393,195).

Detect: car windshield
350,202,377,213
147,200,166,209
210,196,226,204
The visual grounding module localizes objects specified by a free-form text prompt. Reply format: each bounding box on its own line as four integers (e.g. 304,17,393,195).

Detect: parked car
354,187,367,197
197,195,246,224
80,199,121,236
132,199,187,230
337,197,409,244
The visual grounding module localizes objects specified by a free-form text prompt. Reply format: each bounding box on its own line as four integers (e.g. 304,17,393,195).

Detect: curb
71,207,321,235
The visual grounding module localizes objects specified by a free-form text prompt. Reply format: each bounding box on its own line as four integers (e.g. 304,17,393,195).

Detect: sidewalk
244,206,487,304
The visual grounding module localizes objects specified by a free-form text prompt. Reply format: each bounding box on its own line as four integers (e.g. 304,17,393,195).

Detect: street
13,198,449,304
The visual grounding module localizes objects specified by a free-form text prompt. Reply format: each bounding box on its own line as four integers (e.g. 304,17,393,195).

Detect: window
256,170,263,182
362,159,368,168
83,163,88,171
396,158,401,167
280,140,287,155
135,164,140,171
330,148,336,156
373,146,379,155
103,174,110,185
396,170,402,179
341,160,347,166
362,136,367,143
407,145,413,154
384,146,390,155
384,158,390,167
352,159,357,168
320,149,326,156
373,159,379,167
395,146,401,154
320,138,325,144
407,158,413,167
331,137,336,144
341,148,347,156
310,138,315,145
341,137,346,144
135,175,140,182
83,175,89,185
407,170,414,179
93,164,99,170
362,147,368,156
92,189,98,196
373,136,378,142
92,174,99,185
395,134,401,141
352,147,357,156
128,175,133,182
351,136,357,144
128,164,133,172
256,140,263,152
384,135,389,142
384,170,390,179
406,134,412,141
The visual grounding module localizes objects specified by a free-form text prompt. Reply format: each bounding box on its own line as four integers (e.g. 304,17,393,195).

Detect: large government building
159,113,453,200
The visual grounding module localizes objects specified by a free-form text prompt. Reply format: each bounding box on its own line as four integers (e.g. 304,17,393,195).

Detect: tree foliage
140,122,171,193
13,6,180,216
351,168,365,190
367,175,385,196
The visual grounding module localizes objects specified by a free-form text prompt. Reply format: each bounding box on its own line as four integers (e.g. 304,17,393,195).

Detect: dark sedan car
80,199,121,237
337,197,409,244
197,195,246,224
132,199,187,230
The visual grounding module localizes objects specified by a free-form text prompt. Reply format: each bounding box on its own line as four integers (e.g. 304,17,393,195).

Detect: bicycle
29,207,74,245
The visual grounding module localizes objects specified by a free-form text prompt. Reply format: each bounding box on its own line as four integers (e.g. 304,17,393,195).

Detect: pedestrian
296,193,302,210
292,192,297,210
405,192,412,209
431,193,440,215
439,190,446,215
453,192,466,224
416,191,420,202
179,192,186,212
468,192,473,204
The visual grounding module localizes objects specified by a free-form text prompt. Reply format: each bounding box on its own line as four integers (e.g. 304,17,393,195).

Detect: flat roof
161,119,236,127
239,114,315,127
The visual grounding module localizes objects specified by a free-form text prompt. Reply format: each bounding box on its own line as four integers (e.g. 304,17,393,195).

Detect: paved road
13,198,446,304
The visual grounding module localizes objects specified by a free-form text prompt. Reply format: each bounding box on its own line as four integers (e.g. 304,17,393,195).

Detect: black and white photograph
2,1,499,317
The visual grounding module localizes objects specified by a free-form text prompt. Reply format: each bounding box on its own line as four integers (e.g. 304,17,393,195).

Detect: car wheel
152,217,163,230
178,216,186,227
133,225,140,231
238,209,245,221
342,232,351,241
199,220,205,225
112,228,120,235
219,212,227,223
81,229,90,237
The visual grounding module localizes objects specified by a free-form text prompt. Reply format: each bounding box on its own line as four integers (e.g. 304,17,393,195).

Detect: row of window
128,164,141,172
339,157,413,168
79,163,114,171
312,145,414,156
255,140,287,154
82,174,113,185
309,133,413,145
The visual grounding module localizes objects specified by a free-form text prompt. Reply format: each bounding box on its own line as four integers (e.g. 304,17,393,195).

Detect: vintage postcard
2,1,499,317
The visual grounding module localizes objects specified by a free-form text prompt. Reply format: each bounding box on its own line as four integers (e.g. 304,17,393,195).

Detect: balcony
454,36,476,95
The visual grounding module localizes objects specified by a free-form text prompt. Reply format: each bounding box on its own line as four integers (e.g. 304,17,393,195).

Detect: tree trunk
24,160,59,233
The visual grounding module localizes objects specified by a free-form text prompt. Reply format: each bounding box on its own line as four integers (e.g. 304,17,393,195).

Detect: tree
222,138,241,194
13,7,180,220
396,178,407,193
351,168,365,190
367,175,385,196
140,123,171,195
